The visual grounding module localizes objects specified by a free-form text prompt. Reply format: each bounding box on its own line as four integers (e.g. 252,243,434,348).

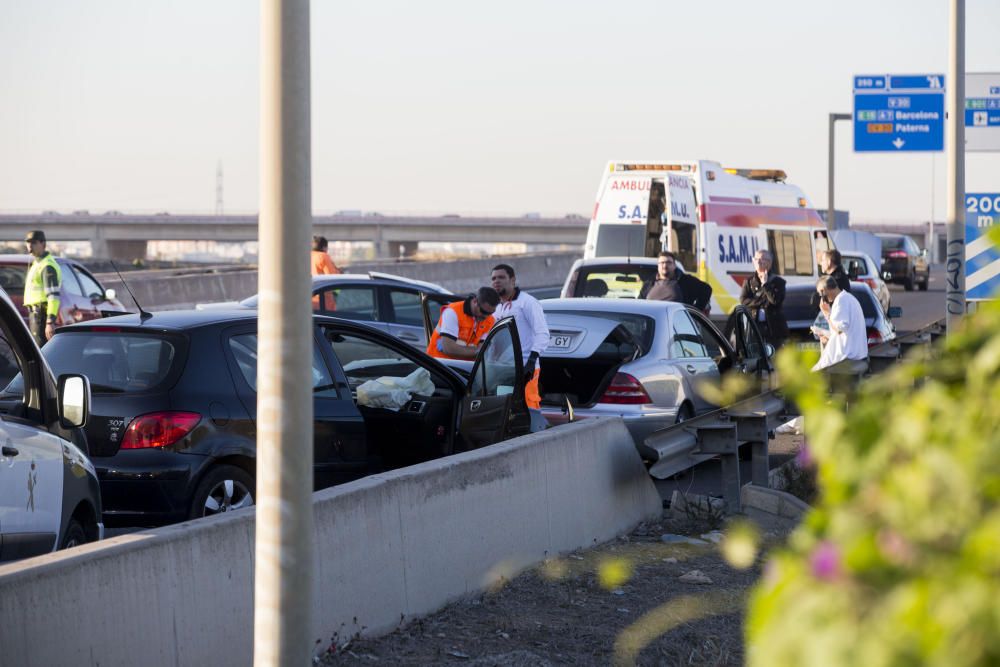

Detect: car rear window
880,236,905,250
0,266,26,293
544,309,654,353
41,331,181,393
573,266,657,299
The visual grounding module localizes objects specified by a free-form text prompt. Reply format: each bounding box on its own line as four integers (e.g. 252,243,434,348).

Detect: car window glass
323,329,444,396
670,311,707,358
37,332,177,393
767,230,815,276
737,313,766,360
470,324,518,398
0,266,26,294
316,287,377,320
691,314,725,361
228,333,340,398
61,265,84,296
389,289,423,327
575,268,656,298
0,326,23,393
73,266,104,298
844,257,865,277
542,310,655,354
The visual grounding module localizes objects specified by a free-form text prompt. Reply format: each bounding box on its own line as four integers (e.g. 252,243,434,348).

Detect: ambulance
583,160,833,314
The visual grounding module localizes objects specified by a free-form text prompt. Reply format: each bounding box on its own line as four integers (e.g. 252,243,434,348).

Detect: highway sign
966,72,1000,152
965,193,1000,301
854,74,945,152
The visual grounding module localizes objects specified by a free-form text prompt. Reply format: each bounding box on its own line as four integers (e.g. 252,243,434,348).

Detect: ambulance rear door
662,173,698,271
589,175,651,257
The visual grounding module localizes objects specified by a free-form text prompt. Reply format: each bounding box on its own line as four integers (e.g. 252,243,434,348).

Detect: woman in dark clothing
739,249,788,348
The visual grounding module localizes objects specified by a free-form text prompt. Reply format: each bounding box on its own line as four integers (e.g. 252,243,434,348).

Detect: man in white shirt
812,275,868,375
490,263,550,432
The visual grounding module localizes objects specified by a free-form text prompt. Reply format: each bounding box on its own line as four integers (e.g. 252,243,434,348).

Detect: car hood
542,313,629,358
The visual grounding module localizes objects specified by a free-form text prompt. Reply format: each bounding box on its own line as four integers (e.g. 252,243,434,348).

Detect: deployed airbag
356,367,435,410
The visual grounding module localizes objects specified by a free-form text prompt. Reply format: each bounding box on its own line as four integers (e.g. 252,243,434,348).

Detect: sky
1,0,998,223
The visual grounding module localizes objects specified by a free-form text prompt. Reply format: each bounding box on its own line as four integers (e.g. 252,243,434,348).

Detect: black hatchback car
9,310,529,526
877,233,930,291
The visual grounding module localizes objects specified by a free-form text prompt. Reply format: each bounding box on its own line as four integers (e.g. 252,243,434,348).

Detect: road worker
426,287,499,360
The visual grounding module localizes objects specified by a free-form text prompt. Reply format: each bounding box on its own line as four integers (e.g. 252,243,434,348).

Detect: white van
584,160,833,314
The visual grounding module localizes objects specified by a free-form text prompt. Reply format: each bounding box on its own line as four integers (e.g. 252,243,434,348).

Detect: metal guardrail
642,317,947,512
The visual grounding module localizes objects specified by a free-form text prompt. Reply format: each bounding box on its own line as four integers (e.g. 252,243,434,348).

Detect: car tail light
599,373,652,405
888,251,907,258
866,327,883,346
120,411,201,449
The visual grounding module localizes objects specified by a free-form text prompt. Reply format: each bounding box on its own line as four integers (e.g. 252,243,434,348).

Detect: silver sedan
537,298,771,455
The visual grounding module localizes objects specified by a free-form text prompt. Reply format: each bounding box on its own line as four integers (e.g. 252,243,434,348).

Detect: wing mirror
765,343,775,359
888,306,903,319
105,288,117,301
58,374,90,428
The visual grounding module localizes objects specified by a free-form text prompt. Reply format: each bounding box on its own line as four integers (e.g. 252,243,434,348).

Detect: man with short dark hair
311,235,342,276
23,230,61,346
490,264,549,432
426,287,499,360
641,251,713,312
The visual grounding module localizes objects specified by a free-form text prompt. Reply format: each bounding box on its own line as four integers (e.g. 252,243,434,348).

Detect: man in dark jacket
641,251,713,312
810,249,851,309
740,249,788,348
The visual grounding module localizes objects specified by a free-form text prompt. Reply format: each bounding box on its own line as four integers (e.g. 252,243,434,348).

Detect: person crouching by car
426,287,499,360
640,251,713,314
740,249,788,349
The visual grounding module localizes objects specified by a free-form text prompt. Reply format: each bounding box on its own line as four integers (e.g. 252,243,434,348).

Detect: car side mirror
888,306,903,319
105,288,116,301
764,343,775,359
58,373,90,428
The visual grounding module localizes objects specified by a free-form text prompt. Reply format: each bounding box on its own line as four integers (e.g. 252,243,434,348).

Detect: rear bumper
540,404,679,455
94,450,211,526
881,259,910,282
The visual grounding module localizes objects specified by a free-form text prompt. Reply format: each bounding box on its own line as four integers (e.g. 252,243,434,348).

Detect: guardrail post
735,415,770,487
694,424,740,512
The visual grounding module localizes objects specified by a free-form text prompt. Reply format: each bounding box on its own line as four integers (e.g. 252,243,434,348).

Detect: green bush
746,302,1000,666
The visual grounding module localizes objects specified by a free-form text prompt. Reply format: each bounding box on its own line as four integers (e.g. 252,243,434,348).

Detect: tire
903,272,914,291
190,464,255,520
918,274,929,291
675,403,694,424
60,519,87,550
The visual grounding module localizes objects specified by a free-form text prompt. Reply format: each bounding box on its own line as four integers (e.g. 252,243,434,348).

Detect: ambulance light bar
612,163,692,173
723,168,788,182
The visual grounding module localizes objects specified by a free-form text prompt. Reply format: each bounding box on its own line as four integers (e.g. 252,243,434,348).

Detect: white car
841,251,891,313
0,289,100,561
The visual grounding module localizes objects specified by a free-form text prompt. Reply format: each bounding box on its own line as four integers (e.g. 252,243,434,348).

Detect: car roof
59,309,260,333
571,257,659,267
541,297,684,316
311,271,451,293
0,254,79,267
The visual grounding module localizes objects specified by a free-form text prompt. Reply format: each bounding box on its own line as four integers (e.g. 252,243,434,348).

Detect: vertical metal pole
255,0,314,665
945,0,966,330
827,113,852,230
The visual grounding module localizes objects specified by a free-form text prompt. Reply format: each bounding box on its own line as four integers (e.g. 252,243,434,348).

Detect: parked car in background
535,298,771,450
4,310,528,527
841,251,891,312
0,288,100,562
877,233,930,291
782,284,822,346
807,282,901,350
196,272,454,350
0,255,129,326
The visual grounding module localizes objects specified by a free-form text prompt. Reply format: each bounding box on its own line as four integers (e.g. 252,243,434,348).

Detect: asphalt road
888,263,947,333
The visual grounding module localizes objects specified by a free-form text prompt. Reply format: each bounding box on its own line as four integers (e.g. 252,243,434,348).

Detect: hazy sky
1,0,998,222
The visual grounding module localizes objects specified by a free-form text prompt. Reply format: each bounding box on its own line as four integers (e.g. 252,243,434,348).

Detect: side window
0,267,26,294
62,266,84,296
388,289,424,327
315,286,377,320
228,333,340,398
324,329,444,397
470,324,518,398
73,266,104,298
767,230,815,276
669,311,707,358
0,325,23,393
844,257,865,277
691,315,725,361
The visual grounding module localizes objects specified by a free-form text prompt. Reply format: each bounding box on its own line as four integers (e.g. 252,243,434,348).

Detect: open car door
420,292,465,354
724,306,772,376
457,317,530,450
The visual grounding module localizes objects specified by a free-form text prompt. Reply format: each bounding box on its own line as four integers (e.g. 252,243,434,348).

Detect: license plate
549,335,572,349
797,341,820,351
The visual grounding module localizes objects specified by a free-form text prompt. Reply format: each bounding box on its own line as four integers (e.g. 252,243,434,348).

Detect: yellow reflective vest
23,253,62,319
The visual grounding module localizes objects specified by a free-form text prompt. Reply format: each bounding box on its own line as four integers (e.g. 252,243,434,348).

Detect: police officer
23,230,62,346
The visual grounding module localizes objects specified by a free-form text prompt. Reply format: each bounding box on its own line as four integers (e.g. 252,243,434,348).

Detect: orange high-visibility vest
426,300,494,359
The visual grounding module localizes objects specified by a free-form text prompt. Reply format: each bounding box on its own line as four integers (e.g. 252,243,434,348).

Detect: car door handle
470,399,481,412
685,365,697,374
1,446,18,457
398,333,419,341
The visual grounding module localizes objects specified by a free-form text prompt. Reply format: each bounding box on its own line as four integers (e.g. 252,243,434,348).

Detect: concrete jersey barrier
94,252,581,311
0,418,660,667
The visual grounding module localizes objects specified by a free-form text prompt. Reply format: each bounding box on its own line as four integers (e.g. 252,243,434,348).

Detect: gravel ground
320,499,801,666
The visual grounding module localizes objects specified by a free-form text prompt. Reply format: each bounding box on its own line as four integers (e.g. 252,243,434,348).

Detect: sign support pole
827,113,852,230
945,0,966,330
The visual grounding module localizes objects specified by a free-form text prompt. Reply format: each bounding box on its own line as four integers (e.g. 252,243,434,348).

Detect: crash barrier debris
641,317,946,513
0,418,660,667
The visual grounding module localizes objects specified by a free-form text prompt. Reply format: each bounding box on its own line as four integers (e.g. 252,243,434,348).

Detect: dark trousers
27,307,47,347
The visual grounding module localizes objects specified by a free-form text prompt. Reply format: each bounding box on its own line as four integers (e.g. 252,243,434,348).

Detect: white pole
945,0,966,330
255,0,315,665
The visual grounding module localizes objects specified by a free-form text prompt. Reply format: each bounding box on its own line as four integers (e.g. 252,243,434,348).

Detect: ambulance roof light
613,163,692,173
723,168,788,182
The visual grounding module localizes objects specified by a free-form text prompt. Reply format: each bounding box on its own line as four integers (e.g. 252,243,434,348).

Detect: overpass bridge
0,212,589,260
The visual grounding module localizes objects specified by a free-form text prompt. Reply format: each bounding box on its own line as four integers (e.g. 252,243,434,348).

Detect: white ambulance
583,160,833,314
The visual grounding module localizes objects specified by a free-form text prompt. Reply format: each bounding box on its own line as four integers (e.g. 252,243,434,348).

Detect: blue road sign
965,193,1000,301
854,74,945,152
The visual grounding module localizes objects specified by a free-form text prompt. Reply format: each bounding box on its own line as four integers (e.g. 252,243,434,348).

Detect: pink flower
809,541,842,581
795,444,814,468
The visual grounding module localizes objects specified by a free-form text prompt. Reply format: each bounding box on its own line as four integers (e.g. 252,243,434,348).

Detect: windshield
544,309,654,353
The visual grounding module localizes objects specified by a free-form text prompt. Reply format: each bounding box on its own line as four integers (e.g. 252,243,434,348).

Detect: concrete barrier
94,252,580,311
0,418,660,667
